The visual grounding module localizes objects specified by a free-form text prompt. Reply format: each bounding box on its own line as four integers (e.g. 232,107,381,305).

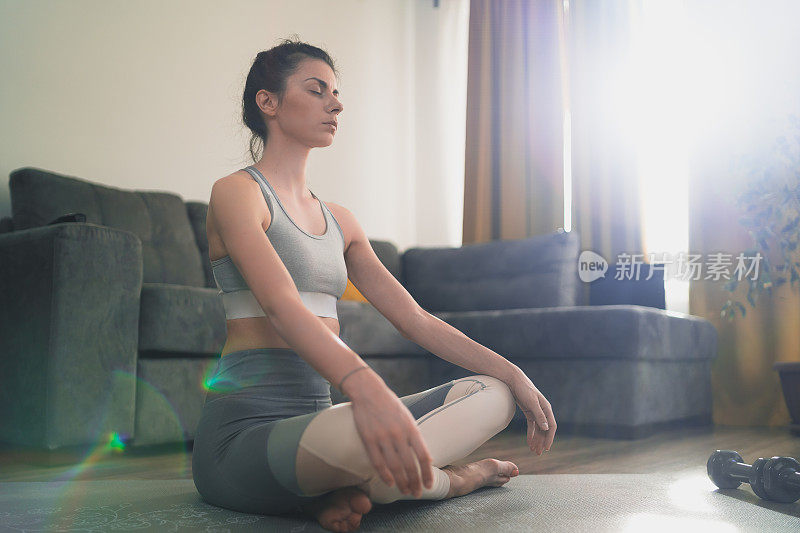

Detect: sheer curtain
568,0,647,298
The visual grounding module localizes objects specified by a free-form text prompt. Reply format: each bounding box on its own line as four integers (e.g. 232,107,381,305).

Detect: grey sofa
0,167,718,451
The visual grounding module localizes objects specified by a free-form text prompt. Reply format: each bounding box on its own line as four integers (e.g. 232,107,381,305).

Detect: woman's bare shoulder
215,169,256,187
209,169,270,231
324,201,349,227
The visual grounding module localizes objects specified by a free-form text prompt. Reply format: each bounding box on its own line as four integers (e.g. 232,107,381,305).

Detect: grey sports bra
210,166,348,320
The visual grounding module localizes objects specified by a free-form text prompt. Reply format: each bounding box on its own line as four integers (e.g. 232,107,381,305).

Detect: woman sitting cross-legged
191,37,557,533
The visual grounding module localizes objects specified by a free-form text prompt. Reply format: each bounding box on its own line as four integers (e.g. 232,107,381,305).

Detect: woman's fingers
528,415,557,454
544,408,557,451
509,373,557,455
350,382,441,497
535,424,547,454
526,413,534,448
527,415,542,453
522,401,547,437
525,413,552,454
380,438,410,494
363,437,394,487
394,437,423,497
533,397,550,431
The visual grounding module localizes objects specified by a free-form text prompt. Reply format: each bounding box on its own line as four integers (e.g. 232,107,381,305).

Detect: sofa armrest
429,305,719,438
0,222,143,449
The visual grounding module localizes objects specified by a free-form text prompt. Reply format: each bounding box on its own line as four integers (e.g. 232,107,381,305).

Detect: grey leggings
191,348,516,516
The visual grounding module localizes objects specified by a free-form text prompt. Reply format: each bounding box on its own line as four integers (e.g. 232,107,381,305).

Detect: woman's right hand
344,370,434,499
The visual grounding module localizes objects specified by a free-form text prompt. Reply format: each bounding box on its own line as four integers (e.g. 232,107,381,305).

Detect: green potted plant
720,113,800,435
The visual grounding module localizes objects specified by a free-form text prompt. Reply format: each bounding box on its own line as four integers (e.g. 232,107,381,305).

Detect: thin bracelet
338,365,370,392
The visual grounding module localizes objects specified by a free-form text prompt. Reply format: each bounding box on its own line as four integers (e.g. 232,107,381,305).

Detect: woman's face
264,58,343,148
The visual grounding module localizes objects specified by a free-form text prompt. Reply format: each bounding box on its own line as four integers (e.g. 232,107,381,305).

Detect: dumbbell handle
724,460,755,482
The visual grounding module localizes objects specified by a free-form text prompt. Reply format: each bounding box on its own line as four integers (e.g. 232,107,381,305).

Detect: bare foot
301,486,373,532
442,458,519,498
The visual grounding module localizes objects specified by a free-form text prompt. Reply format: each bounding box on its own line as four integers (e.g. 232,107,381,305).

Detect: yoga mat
1,473,798,532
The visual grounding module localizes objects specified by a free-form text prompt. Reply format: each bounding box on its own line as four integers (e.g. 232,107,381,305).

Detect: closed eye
310,90,322,95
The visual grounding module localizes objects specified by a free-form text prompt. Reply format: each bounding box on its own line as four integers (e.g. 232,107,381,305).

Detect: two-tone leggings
191,348,517,516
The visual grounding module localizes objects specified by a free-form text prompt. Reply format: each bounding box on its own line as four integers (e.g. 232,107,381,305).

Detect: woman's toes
482,459,519,486
486,458,518,477
346,487,372,515
501,460,519,477
311,487,372,531
346,511,363,530
333,518,354,532
324,486,370,531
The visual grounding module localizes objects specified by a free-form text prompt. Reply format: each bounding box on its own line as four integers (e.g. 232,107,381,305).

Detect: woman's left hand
506,370,556,455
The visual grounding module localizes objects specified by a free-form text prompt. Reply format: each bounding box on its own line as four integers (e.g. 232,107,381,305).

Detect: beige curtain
463,0,566,244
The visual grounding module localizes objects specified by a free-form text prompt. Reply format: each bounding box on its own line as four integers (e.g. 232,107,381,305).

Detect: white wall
0,0,468,252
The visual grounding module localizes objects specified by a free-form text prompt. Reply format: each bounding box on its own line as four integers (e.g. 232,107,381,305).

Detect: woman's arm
328,200,556,454
399,311,523,383
326,201,523,384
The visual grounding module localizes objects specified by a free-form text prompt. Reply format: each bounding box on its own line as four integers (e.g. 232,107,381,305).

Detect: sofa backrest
8,166,583,306
185,201,215,288
9,167,207,287
401,229,582,313
369,240,402,281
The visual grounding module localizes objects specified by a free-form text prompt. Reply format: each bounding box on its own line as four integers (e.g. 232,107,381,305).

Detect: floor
1,424,798,484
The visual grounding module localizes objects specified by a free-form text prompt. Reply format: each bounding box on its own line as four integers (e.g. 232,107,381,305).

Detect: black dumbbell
707,450,800,503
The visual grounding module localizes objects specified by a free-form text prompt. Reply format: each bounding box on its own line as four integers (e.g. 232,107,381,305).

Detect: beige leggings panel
295,374,517,504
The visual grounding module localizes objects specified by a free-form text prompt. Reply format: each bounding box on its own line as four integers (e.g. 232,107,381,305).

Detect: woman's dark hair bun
242,35,339,163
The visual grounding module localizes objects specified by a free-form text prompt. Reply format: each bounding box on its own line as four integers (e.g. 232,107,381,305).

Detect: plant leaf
781,216,800,234
723,279,739,292
747,285,756,307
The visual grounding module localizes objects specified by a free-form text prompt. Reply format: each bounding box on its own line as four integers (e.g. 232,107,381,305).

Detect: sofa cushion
335,300,427,356
138,283,226,355
432,305,717,361
402,230,582,312
341,279,368,302
9,167,206,287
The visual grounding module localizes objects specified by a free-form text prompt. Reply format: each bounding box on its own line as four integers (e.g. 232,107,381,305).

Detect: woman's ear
256,89,278,117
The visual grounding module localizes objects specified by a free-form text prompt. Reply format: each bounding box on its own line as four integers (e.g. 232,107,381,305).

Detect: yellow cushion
341,278,368,302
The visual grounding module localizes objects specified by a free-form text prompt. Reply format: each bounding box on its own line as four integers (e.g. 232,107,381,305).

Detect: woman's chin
315,136,335,148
